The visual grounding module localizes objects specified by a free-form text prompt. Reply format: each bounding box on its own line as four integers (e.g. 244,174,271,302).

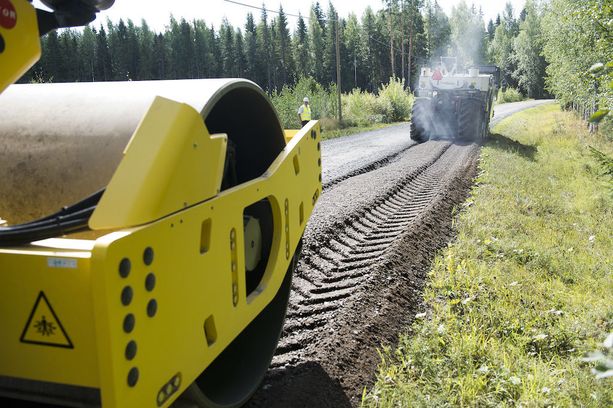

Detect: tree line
21,0,611,126
20,1,502,93
541,0,611,125
486,0,610,126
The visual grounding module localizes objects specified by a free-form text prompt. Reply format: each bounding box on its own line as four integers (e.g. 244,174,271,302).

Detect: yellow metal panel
0,0,41,92
283,129,299,144
0,241,99,387
91,121,321,408
0,92,320,406
90,97,228,230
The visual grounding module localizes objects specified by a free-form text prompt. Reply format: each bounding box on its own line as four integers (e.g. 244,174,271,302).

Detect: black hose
0,189,104,246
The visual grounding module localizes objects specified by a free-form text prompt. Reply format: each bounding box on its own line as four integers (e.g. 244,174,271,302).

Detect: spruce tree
220,19,236,77
234,28,247,78
244,13,258,82
256,8,272,90
80,26,96,81
138,20,154,80
95,26,112,81
274,6,296,89
293,13,310,79
309,8,326,84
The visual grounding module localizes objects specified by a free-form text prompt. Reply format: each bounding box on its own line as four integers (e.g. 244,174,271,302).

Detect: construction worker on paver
297,97,311,127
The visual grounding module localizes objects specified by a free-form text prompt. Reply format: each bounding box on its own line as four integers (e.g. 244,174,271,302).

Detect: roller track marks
271,143,463,369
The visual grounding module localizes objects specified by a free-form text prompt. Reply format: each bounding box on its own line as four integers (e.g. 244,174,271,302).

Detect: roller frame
0,94,322,407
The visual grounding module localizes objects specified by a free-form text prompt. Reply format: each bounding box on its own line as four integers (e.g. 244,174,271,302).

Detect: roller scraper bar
0,189,103,246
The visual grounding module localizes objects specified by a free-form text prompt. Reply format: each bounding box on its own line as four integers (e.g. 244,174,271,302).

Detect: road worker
297,97,312,127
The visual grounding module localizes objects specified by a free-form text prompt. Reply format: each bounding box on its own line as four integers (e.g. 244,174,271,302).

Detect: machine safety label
20,291,74,349
0,0,17,30
47,257,77,269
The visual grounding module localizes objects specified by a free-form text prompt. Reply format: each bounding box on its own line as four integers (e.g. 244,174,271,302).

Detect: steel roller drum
0,79,285,227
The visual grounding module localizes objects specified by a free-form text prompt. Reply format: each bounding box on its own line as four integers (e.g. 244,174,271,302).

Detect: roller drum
0,79,285,227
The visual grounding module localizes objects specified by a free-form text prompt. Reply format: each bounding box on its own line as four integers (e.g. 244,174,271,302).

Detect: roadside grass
362,104,613,407
320,122,400,140
495,87,528,104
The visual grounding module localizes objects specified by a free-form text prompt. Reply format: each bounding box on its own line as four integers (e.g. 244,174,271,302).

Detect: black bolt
119,258,131,278
147,299,158,317
127,367,139,387
121,286,133,306
143,247,154,265
145,273,156,292
125,340,137,360
123,314,135,333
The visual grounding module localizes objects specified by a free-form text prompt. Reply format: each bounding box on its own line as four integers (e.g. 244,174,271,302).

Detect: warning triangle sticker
20,291,73,349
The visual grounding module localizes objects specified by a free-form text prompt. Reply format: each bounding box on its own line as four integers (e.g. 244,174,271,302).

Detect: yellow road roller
0,1,322,407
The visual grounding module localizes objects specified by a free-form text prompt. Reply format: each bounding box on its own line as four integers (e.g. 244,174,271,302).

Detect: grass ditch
362,104,613,406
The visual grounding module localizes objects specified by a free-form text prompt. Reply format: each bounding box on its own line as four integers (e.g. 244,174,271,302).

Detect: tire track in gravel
273,143,451,365
321,145,414,191
247,140,480,408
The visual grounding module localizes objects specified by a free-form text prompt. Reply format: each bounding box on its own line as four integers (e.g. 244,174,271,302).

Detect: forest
22,0,612,129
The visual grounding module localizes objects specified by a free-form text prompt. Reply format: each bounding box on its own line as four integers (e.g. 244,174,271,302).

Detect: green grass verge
362,104,613,407
495,87,528,104
320,122,400,140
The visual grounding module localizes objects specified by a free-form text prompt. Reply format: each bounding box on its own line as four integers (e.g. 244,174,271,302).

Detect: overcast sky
35,0,526,32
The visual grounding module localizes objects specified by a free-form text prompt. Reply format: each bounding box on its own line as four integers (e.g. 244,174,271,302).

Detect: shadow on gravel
249,362,352,408
488,133,537,161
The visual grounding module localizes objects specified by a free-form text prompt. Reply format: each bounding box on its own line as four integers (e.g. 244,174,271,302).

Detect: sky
34,0,526,32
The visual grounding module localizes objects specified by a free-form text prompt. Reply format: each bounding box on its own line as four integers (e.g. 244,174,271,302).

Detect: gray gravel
321,124,414,185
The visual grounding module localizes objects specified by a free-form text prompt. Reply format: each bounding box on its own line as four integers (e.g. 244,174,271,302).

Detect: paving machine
0,1,322,407
411,57,500,143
